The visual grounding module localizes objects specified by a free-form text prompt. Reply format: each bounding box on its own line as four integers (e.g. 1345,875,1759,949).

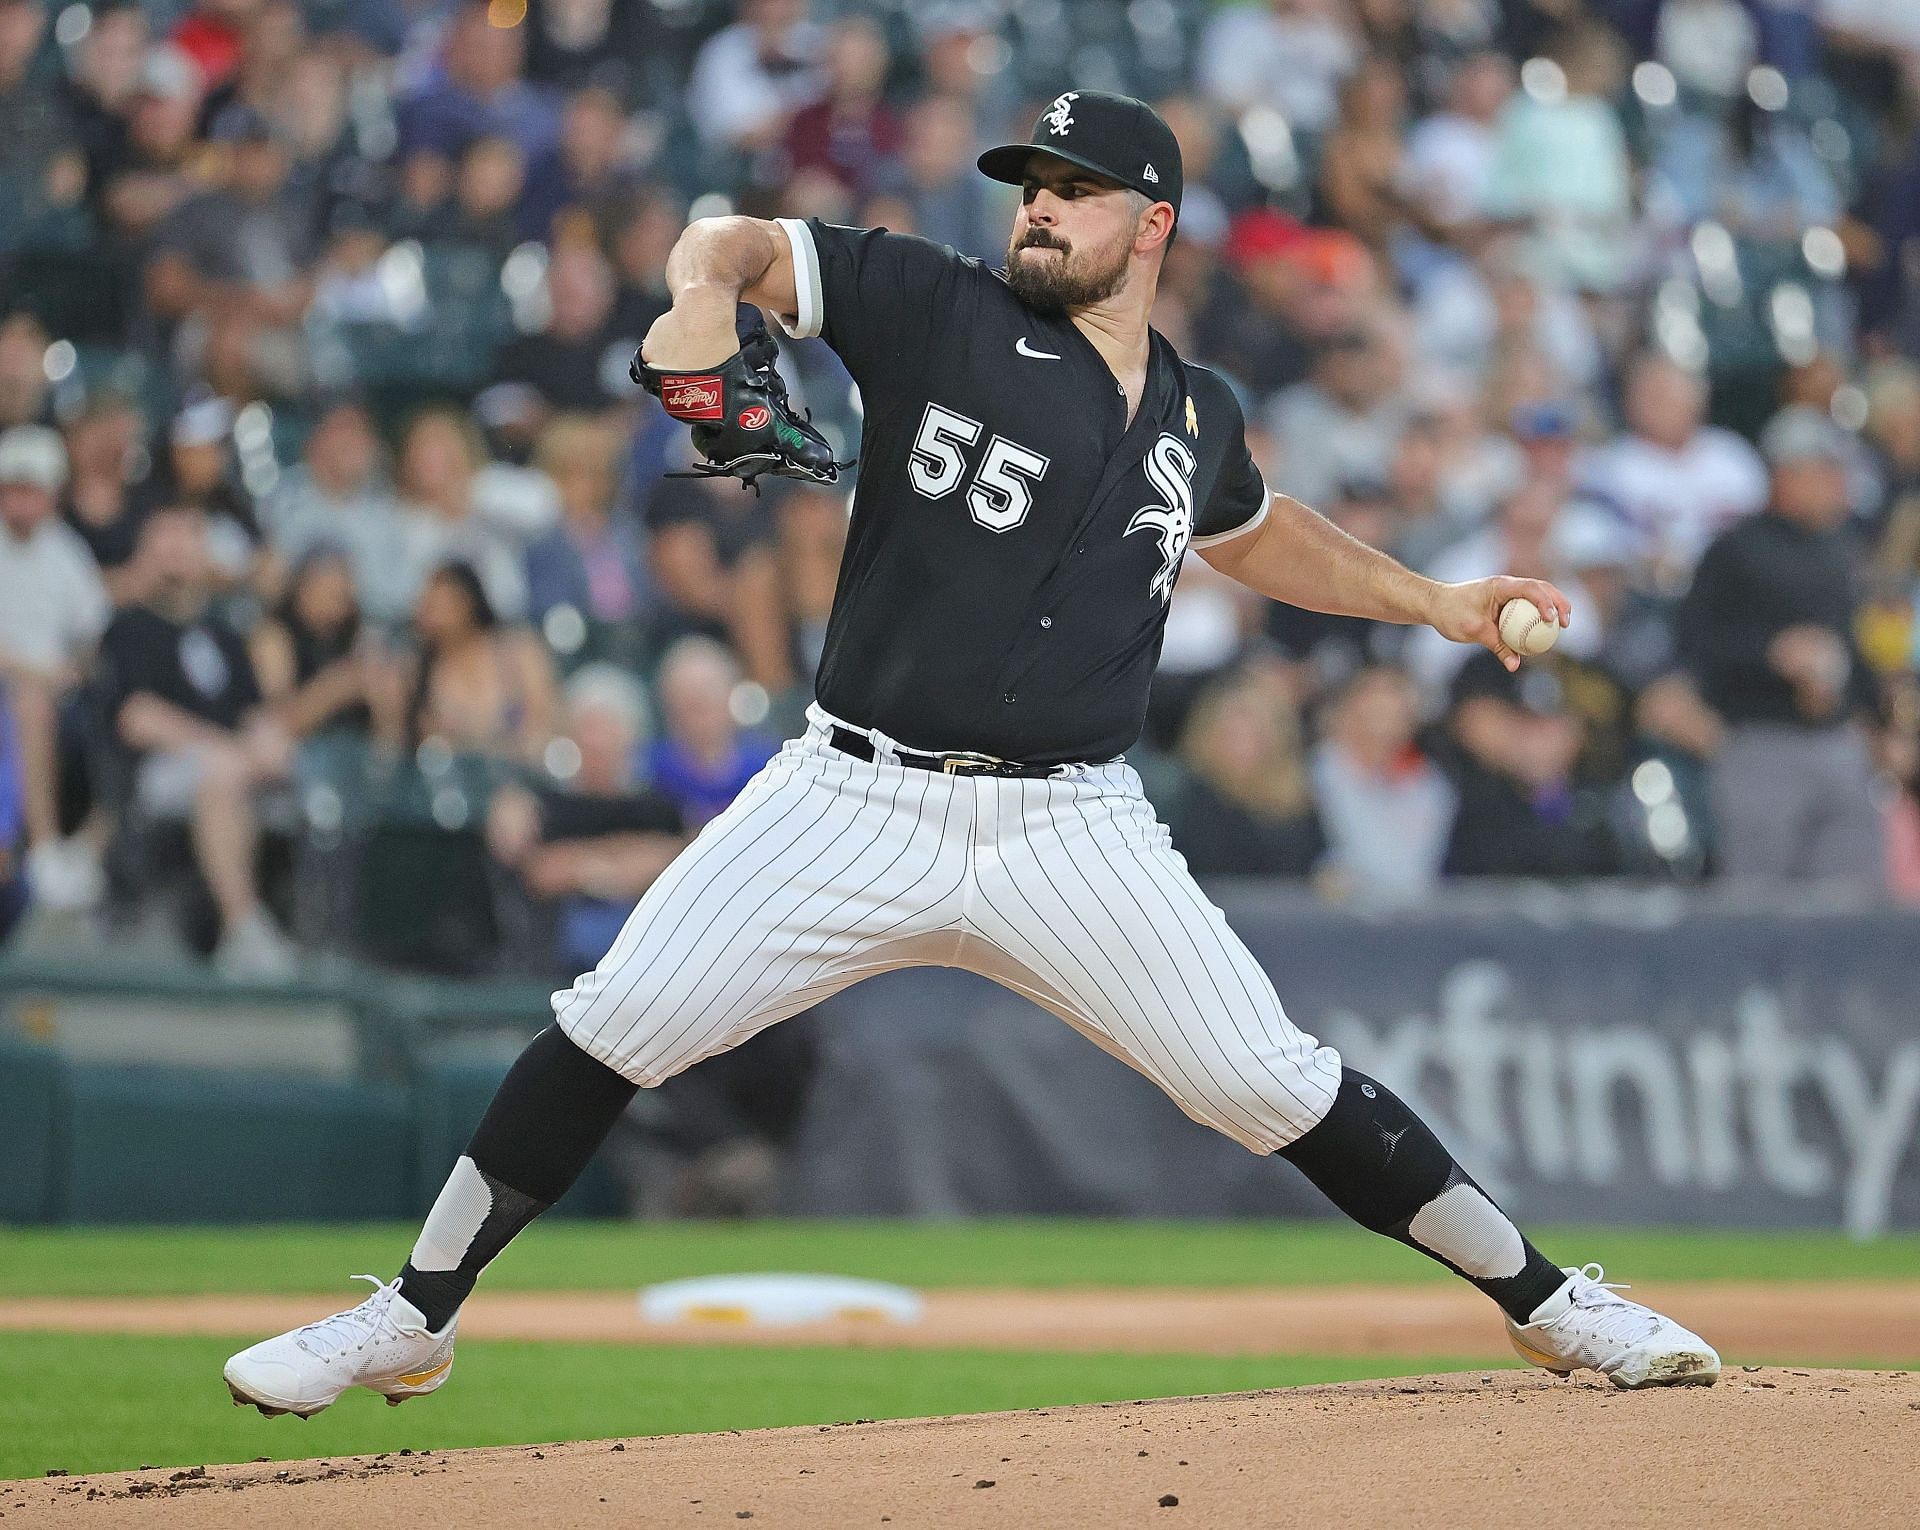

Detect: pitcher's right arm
640,217,799,370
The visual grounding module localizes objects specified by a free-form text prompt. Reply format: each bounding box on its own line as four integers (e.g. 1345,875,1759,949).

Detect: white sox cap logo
1043,92,1078,137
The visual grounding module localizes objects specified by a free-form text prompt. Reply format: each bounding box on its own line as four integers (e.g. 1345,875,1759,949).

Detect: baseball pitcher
224,92,1718,1417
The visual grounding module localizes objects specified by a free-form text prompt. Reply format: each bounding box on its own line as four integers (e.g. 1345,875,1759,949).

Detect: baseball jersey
771,217,1271,766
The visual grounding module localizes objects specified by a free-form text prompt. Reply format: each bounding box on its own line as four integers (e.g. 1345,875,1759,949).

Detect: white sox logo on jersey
1043,92,1078,137
1126,433,1197,602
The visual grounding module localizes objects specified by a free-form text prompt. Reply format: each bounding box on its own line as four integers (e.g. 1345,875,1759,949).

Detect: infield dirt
8,1368,1915,1529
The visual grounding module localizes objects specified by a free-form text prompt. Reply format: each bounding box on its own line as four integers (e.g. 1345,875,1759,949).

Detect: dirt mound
11,1368,1915,1529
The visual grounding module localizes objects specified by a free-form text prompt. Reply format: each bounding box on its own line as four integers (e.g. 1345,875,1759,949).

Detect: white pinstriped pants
553,706,1343,1152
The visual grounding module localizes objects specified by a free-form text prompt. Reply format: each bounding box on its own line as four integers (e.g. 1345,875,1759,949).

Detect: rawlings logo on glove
632,321,850,490
658,377,725,419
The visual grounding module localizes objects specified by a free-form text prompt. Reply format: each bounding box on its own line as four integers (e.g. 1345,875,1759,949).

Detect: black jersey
773,217,1271,765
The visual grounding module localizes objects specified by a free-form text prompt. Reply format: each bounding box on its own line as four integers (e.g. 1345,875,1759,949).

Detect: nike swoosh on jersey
1015,337,1061,360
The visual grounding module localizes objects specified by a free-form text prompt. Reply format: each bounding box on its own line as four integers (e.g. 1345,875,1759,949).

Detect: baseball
1498,597,1559,657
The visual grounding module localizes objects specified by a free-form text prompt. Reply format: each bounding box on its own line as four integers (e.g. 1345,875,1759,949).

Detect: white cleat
223,1275,457,1419
1507,1264,1720,1390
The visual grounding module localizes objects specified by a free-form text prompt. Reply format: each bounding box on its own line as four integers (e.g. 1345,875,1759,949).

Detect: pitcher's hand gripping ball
1498,596,1561,657
632,321,846,491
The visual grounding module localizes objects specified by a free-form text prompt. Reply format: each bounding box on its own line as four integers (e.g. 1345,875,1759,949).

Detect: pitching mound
13,1368,1916,1529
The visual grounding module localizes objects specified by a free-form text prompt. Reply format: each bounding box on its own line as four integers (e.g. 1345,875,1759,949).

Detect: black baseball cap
978,90,1182,221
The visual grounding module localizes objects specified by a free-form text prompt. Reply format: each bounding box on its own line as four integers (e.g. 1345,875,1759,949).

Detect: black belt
828,726,1070,779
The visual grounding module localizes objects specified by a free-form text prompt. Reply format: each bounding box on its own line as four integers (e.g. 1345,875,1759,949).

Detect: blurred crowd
2,0,1919,980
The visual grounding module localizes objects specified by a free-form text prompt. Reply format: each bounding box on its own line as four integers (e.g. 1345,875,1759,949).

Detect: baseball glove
630,321,848,491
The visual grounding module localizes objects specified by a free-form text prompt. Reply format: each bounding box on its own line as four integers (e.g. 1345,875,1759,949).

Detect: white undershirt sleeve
770,217,824,340
1190,474,1272,548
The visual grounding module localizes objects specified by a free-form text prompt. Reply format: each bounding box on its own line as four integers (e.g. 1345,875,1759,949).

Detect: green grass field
6,1219,1916,1296
0,1333,1460,1480
4,1221,1914,1481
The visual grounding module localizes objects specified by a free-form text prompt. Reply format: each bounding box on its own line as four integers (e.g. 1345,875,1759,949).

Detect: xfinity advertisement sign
790,893,1920,1232
1320,960,1920,1238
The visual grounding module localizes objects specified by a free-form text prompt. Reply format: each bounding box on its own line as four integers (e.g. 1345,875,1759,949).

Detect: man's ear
1137,201,1176,254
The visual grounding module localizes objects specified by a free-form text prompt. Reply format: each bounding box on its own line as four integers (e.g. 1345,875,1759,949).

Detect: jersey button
1039,616,1053,629
1002,693,1016,704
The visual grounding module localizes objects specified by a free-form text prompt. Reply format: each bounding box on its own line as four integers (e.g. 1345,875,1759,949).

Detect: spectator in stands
1402,50,1513,241
486,662,685,975
1547,507,1686,697
0,682,25,942
250,546,380,745
783,16,900,204
0,425,110,909
0,314,52,432
1265,321,1408,513
98,504,298,974
1857,117,1920,355
1677,406,1885,889
169,0,257,93
60,392,150,604
1168,670,1324,878
1149,548,1256,750
278,49,354,218
523,0,653,98
643,457,794,694
392,560,557,767
57,1,147,208
396,0,559,169
1442,651,1622,878
1578,352,1768,589
97,44,203,244
644,635,776,829
496,240,633,416
1889,704,1920,903
1198,211,1316,398
446,134,527,260
260,397,410,625
1655,84,1841,247
0,0,75,216
686,0,824,160
526,83,646,237
1198,0,1357,136
1318,56,1416,259
393,407,547,621
774,484,847,685
1310,664,1456,902
1483,20,1634,293
894,93,997,262
523,413,647,635
135,396,261,587
198,0,305,138
1412,244,1603,404
1868,361,1920,578
145,103,317,395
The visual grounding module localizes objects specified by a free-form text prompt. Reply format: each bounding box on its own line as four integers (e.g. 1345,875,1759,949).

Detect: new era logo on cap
1142,164,1158,183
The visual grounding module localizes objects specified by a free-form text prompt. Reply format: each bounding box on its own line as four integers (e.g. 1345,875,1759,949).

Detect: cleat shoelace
1537,1263,1665,1348
292,1275,423,1362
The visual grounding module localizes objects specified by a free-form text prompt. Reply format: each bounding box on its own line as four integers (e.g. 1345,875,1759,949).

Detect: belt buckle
940,751,1004,775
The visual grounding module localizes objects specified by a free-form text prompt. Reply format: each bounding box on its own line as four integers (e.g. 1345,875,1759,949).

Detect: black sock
398,1026,638,1331
1278,1068,1566,1324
